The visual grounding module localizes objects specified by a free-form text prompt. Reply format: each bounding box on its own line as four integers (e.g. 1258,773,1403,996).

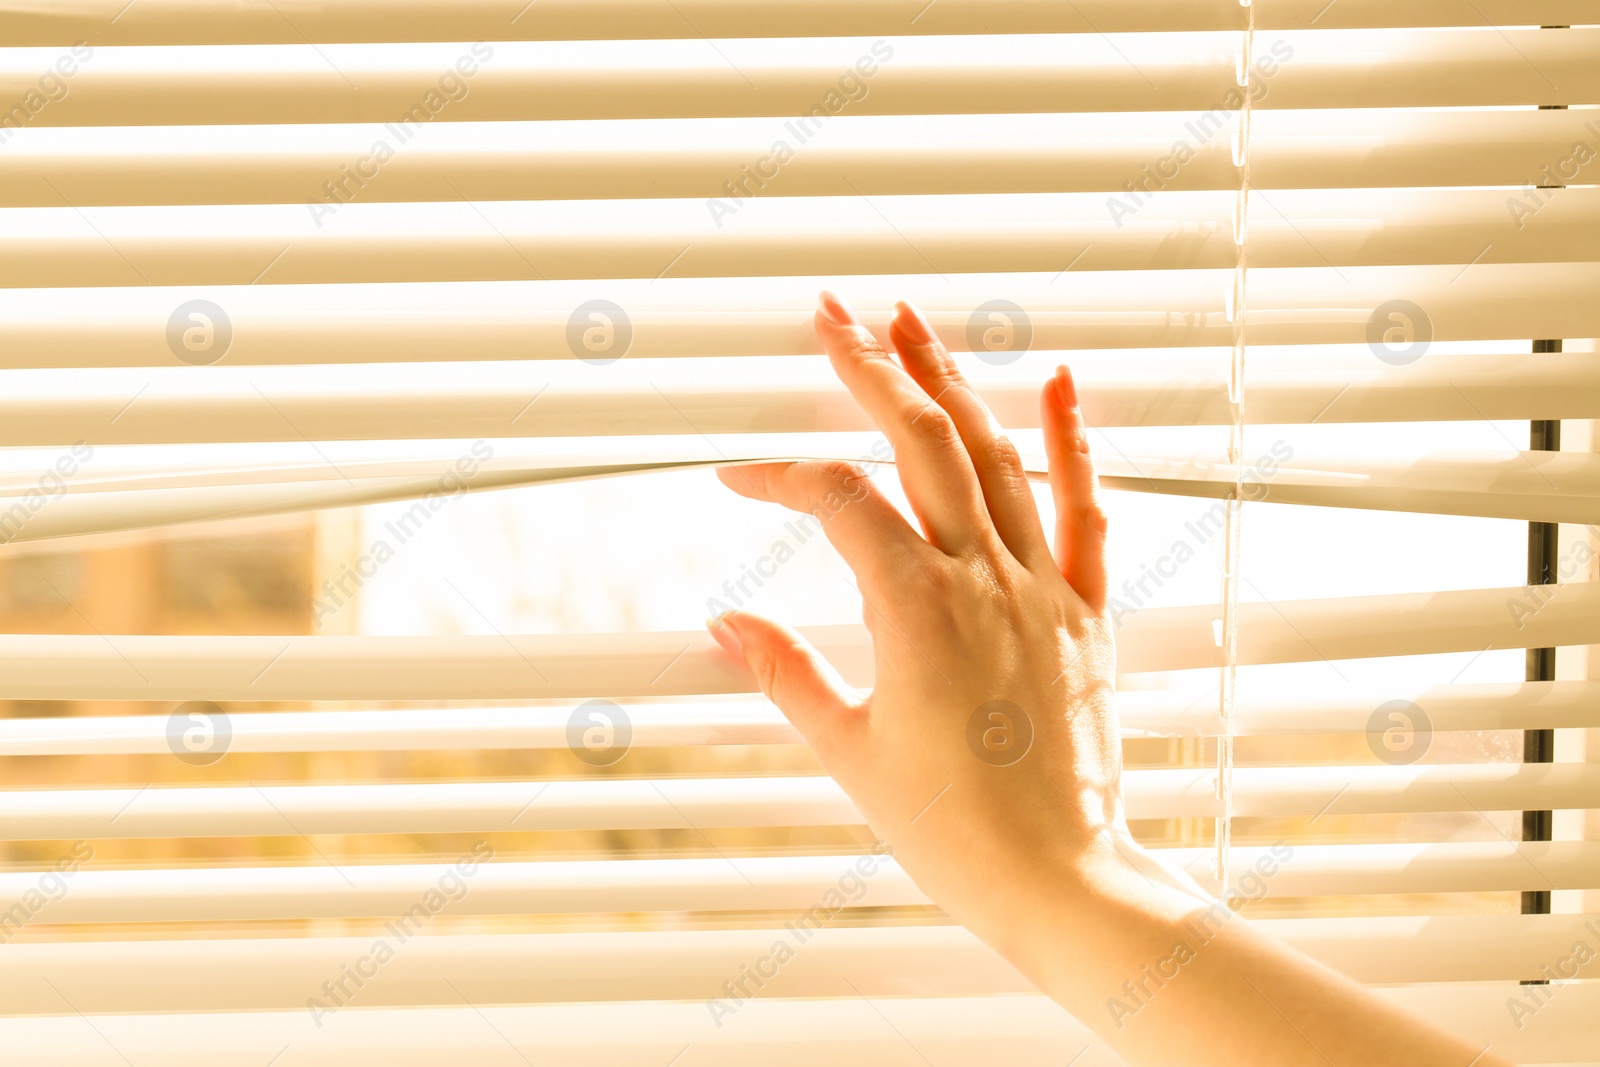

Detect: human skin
705,291,1508,1067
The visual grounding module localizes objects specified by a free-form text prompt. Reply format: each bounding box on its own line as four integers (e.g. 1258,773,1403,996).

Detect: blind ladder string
1216,0,1256,886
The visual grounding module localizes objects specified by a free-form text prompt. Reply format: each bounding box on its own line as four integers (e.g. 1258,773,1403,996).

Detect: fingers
888,300,1054,572
815,291,993,555
1041,365,1109,610
707,610,863,762
716,460,930,592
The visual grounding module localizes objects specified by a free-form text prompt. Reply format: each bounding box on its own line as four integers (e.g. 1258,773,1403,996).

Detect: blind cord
1215,0,1255,885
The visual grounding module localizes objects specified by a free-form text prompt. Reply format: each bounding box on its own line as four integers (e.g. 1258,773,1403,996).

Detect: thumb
707,610,863,761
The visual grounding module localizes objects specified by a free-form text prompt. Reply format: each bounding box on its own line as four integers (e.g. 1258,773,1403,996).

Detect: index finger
716,459,933,594
815,291,995,556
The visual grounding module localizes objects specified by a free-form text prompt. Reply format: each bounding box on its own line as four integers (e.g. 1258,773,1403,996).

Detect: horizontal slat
7,30,1597,129
5,916,1600,1013
4,110,1596,207
0,999,1136,1067
5,428,1594,534
0,353,1592,432
1,987,1594,1067
0,457,723,545
0,777,870,840
0,703,804,755
1122,680,1600,737
4,354,1597,432
0,855,928,923
10,186,1599,288
1108,581,1600,676
7,842,1599,922
5,0,1589,44
0,582,1592,699
3,266,1598,366
1183,841,1600,897
1114,448,1600,525
18,451,1585,544
0,927,1025,1013
3,763,1592,840
10,680,1597,755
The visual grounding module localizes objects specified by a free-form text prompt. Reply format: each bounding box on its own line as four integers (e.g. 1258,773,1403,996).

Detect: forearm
982,835,1509,1067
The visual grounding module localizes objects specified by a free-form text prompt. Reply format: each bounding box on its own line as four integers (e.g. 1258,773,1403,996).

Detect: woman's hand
707,291,1138,948
706,291,1509,1067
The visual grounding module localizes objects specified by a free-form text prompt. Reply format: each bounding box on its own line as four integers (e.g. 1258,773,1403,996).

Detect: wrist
975,830,1216,1006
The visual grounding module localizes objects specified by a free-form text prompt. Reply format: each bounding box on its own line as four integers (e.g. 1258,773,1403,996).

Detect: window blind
1,2,1597,1065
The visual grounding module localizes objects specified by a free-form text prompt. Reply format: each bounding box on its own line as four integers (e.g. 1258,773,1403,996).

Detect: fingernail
1054,364,1079,409
893,300,936,346
1054,366,1090,453
817,290,857,326
706,612,743,657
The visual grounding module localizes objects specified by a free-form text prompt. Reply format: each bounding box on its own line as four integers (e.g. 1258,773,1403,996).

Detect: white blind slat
1172,841,1600,898
10,185,1599,288
6,0,1589,44
9,680,1598,754
6,442,1598,546
0,988,1592,1067
1121,680,1600,737
0,583,1592,698
0,351,1591,426
6,850,1598,924
4,918,1600,1014
12,380,1600,452
3,266,1597,366
4,763,1590,840
5,30,1596,129
5,110,1596,207
0,704,801,754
